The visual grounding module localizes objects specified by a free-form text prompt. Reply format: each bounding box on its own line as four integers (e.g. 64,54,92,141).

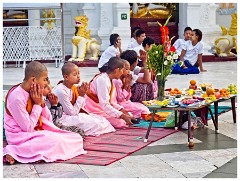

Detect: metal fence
3,26,63,68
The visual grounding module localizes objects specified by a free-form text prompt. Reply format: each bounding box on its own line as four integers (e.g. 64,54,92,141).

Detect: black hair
193,29,202,42
24,61,47,80
142,37,155,48
135,29,145,38
120,50,138,66
109,33,120,46
106,57,124,73
132,26,141,36
184,27,192,33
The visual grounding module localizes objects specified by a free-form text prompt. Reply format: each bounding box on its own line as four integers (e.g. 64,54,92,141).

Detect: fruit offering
142,99,169,107
169,88,182,96
220,88,230,98
227,84,237,94
189,80,197,90
206,88,214,96
181,99,199,105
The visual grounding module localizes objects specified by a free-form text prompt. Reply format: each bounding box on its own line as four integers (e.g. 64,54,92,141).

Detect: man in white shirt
133,36,155,67
127,27,141,50
127,29,146,50
98,34,122,72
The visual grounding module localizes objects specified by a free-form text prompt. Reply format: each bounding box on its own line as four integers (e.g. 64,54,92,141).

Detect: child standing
85,57,135,128
98,33,122,72
53,62,115,136
3,61,86,164
112,60,151,118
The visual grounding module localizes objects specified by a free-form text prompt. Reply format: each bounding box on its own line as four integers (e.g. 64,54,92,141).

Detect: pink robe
84,73,127,128
3,85,86,163
53,83,115,136
112,79,150,118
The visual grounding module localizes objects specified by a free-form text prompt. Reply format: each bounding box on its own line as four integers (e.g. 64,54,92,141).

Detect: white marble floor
2,61,238,178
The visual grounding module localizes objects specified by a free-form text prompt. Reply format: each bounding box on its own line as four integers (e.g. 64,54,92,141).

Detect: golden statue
214,13,237,57
3,10,27,19
69,15,100,62
130,3,176,19
42,9,56,30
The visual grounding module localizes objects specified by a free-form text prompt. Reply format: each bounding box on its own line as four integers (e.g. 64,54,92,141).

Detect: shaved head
61,62,78,76
24,61,47,80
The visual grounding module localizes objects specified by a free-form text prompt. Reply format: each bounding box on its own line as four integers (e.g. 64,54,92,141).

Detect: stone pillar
98,4,114,51
111,3,131,51
82,3,99,38
28,10,40,26
179,3,222,55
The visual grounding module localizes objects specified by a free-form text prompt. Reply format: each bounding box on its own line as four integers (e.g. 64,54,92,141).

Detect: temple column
98,4,114,51
111,3,131,51
179,3,222,55
82,3,99,38
28,10,40,26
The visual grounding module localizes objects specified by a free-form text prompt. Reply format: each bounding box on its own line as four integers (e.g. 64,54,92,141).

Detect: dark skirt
130,82,154,103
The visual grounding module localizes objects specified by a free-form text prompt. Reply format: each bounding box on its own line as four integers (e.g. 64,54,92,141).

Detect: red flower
170,46,176,52
160,26,169,36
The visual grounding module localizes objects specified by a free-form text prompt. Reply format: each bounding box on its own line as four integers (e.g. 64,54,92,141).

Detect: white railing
3,26,63,68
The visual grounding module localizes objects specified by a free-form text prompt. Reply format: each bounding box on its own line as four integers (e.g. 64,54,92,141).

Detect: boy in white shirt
173,27,192,56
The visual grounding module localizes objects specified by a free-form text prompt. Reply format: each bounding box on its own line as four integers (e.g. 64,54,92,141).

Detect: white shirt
173,39,191,56
53,83,86,116
98,45,120,68
127,38,140,50
133,45,144,57
182,41,203,66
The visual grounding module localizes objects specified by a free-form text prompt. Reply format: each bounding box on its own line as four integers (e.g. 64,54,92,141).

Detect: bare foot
6,154,15,165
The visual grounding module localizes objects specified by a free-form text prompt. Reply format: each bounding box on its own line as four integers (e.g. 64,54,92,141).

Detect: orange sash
5,84,43,131
86,73,114,103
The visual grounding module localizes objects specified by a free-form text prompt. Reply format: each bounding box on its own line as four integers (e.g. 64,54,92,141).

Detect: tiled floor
2,61,238,178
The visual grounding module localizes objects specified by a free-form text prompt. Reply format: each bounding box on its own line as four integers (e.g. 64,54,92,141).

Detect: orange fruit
190,80,196,85
206,88,214,95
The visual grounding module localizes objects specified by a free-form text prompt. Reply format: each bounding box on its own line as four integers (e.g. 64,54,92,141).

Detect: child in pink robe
112,60,150,118
3,61,86,164
53,62,115,136
84,57,135,128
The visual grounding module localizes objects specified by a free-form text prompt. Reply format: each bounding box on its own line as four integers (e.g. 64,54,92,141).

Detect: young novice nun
53,62,115,136
85,57,135,128
120,50,153,103
3,61,86,165
43,80,85,137
112,60,151,118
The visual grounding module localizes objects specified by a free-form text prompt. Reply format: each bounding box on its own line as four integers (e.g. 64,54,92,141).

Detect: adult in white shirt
180,29,207,73
127,27,141,50
173,27,192,56
98,34,122,72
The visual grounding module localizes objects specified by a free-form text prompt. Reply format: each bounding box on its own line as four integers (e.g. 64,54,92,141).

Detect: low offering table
143,94,237,146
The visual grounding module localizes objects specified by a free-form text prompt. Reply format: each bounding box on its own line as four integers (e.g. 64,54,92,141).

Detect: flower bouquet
147,15,179,100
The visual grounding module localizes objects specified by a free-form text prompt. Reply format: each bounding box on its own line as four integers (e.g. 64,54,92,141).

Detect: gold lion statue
214,13,237,57
69,15,100,62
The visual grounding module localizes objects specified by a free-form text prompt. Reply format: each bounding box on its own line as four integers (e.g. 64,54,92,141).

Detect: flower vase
157,78,166,101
